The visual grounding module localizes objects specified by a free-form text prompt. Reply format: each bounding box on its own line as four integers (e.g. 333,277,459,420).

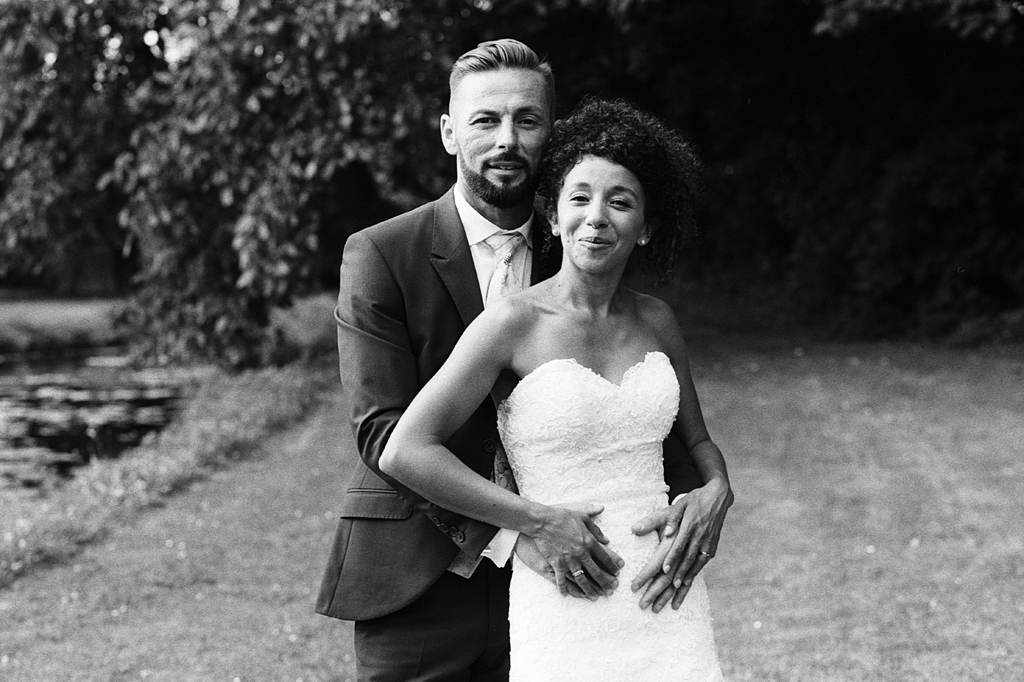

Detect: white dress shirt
453,185,533,569
455,186,533,298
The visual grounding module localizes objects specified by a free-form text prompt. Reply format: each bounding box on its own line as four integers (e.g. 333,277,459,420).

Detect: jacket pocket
339,487,414,520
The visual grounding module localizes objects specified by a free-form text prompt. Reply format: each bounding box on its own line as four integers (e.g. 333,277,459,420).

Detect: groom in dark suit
316,39,716,681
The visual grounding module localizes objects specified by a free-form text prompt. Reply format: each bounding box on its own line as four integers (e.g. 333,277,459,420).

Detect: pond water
0,349,205,492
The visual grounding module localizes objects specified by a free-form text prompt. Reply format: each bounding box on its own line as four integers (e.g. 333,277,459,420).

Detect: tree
815,0,1024,43
0,0,172,292
112,0,644,365
593,0,1024,337
113,0,457,365
3,0,1021,363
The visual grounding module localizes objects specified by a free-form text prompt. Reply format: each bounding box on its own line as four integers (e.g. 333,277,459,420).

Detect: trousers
353,561,512,682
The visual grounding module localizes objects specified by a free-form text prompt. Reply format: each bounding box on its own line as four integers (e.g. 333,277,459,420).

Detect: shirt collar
454,184,534,248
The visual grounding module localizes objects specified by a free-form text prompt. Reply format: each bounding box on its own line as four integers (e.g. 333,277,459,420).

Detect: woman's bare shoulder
626,289,674,323
469,288,547,345
628,290,687,352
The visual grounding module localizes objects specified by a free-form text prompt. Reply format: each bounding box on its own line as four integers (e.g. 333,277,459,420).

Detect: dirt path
0,396,357,682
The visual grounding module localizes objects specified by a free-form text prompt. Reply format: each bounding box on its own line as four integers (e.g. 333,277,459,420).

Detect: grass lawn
0,298,124,353
0,326,1020,680
695,336,1023,681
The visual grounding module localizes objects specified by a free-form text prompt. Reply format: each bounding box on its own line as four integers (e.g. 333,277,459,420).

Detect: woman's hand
630,478,733,611
631,528,676,612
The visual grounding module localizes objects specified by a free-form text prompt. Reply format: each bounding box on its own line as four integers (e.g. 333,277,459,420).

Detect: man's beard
460,156,538,209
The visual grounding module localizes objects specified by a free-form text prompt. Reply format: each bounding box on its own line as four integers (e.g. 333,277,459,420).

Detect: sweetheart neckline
518,350,669,389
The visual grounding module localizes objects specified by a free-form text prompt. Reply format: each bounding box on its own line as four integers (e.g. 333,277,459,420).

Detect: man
316,39,729,681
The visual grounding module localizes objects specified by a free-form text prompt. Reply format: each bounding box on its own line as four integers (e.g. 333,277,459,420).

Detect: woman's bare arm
631,298,733,610
380,299,624,597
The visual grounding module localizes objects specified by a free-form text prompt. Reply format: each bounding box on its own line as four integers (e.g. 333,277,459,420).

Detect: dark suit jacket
316,188,701,622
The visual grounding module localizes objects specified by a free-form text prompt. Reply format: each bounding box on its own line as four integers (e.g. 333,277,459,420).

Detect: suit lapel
432,189,562,327
431,188,484,329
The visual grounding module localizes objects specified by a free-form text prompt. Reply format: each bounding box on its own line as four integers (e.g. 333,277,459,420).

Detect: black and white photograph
1,1,1021,680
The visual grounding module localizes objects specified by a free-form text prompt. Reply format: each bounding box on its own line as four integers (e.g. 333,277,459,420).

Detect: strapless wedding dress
497,351,723,681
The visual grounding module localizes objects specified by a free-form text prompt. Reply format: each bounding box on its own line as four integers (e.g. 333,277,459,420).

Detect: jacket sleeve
663,427,703,500
335,230,499,557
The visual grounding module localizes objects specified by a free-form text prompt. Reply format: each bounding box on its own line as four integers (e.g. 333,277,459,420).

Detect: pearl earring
638,236,648,246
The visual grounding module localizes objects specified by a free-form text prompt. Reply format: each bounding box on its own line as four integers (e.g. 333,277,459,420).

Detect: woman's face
552,154,652,276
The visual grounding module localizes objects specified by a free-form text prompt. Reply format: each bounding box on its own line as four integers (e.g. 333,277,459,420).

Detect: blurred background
2,4,1022,679
2,0,1022,368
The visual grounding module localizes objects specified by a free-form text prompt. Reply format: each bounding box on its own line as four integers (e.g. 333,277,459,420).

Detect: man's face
441,68,552,209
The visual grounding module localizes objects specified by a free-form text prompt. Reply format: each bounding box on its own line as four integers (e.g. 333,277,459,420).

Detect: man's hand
513,535,588,598
514,503,624,600
630,479,732,611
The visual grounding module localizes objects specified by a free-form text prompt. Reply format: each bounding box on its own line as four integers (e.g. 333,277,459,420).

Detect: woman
381,98,728,681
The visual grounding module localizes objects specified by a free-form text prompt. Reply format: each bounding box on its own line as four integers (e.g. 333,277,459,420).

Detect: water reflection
0,352,199,491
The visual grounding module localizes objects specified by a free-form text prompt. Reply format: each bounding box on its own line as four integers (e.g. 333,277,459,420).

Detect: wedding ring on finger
697,550,713,558
570,569,586,581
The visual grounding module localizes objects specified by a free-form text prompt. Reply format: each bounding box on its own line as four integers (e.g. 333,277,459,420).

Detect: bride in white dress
382,97,730,681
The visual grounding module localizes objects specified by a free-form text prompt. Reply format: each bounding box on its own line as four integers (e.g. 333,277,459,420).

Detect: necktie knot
484,231,525,307
485,231,524,261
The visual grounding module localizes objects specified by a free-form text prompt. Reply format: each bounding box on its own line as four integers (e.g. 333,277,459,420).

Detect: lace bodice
498,351,678,509
497,351,722,682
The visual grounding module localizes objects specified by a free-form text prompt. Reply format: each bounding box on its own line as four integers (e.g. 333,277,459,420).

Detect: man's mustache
485,154,530,167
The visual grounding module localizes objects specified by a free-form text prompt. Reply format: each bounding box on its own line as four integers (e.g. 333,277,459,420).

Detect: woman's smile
552,154,649,273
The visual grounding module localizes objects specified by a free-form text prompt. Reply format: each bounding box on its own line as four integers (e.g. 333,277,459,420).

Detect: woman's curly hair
537,97,705,285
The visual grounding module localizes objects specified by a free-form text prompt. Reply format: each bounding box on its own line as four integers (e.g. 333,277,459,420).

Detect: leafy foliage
110,0,644,365
0,0,171,291
815,0,1024,43
1,0,1021,364
112,0,509,365
618,2,1024,337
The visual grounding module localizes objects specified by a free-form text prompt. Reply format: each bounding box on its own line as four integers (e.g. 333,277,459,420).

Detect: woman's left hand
630,478,733,611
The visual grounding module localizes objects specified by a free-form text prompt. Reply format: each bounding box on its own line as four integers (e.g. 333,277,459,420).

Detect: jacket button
483,439,496,452
438,522,449,532
455,531,465,542
430,516,440,525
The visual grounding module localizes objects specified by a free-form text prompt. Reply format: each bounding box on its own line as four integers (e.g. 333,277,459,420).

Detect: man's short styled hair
449,39,555,114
